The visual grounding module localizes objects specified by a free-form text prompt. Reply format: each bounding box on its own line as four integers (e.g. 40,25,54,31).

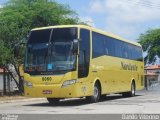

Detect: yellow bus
24,25,144,103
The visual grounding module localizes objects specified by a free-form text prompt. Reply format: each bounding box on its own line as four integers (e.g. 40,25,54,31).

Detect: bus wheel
130,82,136,97
86,83,101,103
47,98,60,104
123,82,135,97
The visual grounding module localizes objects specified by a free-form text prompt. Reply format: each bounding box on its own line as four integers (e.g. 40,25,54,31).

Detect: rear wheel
86,83,101,103
47,98,60,104
122,82,135,97
130,82,136,97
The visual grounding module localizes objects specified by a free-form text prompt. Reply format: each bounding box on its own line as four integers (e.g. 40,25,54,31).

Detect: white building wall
0,73,17,92
0,74,3,91
158,74,160,82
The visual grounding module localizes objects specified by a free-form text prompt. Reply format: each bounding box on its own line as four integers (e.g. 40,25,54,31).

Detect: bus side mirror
73,39,79,55
14,44,20,58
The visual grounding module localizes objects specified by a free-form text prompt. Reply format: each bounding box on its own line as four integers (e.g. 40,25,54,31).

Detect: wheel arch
93,78,102,94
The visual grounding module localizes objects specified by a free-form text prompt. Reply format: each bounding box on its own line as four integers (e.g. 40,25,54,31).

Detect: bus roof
32,25,141,47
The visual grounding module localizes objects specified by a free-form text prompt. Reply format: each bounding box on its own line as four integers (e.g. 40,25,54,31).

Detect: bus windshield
25,28,77,73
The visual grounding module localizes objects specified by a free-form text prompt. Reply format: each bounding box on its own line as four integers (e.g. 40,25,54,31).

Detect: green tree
0,0,80,65
138,28,160,64
0,0,82,94
0,40,11,66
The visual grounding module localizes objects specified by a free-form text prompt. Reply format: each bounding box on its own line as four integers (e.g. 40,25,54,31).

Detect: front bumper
24,82,87,98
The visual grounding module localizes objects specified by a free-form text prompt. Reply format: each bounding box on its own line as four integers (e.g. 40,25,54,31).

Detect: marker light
24,81,33,88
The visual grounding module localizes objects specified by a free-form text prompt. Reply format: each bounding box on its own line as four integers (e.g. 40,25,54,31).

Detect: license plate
42,90,52,94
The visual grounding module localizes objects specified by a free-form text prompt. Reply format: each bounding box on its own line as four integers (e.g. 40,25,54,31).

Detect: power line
138,1,160,8
124,0,160,10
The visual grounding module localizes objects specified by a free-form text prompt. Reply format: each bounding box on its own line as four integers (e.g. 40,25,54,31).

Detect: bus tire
123,82,136,97
47,98,60,104
86,83,101,103
130,82,136,97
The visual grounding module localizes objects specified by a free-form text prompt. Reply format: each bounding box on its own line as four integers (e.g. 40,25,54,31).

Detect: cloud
90,0,160,22
89,0,104,13
89,0,160,41
80,16,96,27
105,18,140,41
105,0,160,22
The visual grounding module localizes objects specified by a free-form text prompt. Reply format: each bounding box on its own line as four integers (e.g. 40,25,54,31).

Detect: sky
0,0,160,42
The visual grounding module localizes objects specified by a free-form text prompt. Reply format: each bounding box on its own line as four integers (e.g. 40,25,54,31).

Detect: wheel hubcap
94,87,99,99
131,84,135,95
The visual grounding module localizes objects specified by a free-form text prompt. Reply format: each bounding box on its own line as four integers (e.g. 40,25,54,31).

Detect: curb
0,98,46,104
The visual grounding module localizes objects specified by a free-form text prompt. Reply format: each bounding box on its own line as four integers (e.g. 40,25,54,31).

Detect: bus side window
105,37,115,56
92,32,105,58
122,43,127,59
105,48,109,55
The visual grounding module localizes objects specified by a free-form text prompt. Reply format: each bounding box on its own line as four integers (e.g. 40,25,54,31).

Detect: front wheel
86,83,101,103
47,98,60,104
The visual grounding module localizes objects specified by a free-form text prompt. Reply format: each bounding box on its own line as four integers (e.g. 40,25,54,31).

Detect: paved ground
0,90,160,114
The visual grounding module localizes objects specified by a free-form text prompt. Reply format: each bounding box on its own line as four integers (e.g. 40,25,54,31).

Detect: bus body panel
90,55,144,94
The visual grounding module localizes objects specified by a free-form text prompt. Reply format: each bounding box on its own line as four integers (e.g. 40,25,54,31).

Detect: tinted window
28,29,51,44
127,44,133,59
78,29,90,78
51,28,77,43
92,32,105,58
135,46,143,61
122,42,128,59
104,37,115,56
92,31,143,61
114,40,123,58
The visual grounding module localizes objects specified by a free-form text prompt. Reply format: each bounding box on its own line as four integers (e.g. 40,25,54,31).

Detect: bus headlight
24,81,33,88
62,80,76,87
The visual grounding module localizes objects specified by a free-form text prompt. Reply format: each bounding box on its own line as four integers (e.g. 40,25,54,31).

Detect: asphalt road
0,90,160,114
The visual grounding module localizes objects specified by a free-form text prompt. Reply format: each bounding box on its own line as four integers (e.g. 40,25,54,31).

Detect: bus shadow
24,98,87,107
24,94,142,107
101,94,141,102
